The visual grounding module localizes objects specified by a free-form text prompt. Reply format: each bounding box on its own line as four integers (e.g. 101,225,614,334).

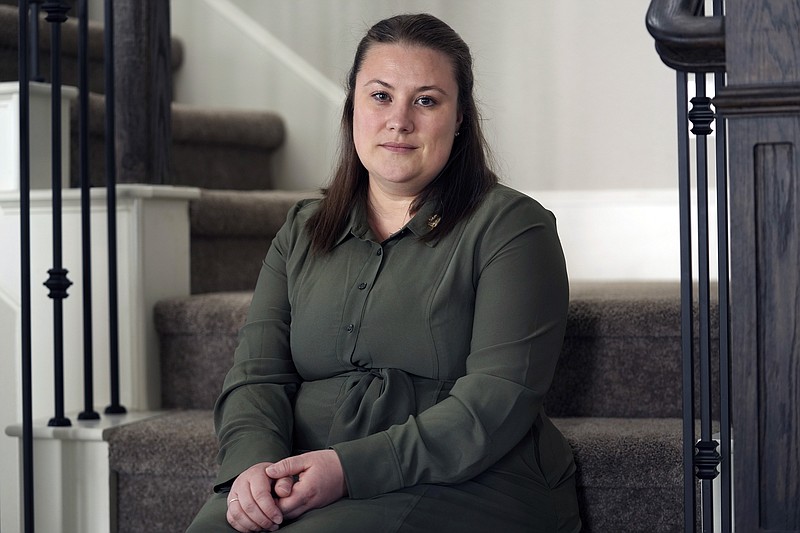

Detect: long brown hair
307,13,497,253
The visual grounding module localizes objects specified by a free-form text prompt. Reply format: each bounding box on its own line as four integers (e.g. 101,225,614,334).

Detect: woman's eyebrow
363,79,449,96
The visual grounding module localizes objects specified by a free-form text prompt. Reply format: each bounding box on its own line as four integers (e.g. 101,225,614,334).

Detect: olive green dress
187,185,581,532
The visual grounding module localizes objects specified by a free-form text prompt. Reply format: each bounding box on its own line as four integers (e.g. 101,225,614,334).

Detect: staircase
2,3,714,531
110,273,715,532
0,3,285,192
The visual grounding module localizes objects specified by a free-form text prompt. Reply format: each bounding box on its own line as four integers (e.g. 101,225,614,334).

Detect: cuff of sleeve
214,437,290,492
332,432,404,499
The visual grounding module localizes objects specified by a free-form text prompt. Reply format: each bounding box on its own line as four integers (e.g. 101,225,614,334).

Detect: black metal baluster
714,106,733,533
19,3,35,531
29,0,43,83
42,0,72,428
689,74,721,533
77,0,100,421
104,0,126,415
712,65,732,533
677,70,697,533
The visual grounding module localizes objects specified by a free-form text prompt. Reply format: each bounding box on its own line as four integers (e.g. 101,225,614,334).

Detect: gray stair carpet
68,94,286,191
189,190,318,294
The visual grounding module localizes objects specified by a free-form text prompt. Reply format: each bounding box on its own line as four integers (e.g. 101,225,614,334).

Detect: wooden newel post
714,1,800,531
113,0,172,184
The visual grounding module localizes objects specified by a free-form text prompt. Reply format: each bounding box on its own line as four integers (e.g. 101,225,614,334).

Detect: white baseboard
526,188,721,281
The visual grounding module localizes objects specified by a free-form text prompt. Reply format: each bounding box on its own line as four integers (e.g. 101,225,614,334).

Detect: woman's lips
380,142,417,153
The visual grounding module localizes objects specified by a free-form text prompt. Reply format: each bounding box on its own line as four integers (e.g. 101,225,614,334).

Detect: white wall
168,0,708,282
169,0,679,193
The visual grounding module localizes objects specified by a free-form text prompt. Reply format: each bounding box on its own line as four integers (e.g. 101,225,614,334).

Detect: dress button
346,323,354,332
358,282,367,290
376,249,382,256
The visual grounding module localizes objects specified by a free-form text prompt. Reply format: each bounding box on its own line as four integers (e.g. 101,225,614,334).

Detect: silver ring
228,497,239,505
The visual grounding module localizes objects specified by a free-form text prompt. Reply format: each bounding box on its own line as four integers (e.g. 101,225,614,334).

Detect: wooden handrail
646,0,725,72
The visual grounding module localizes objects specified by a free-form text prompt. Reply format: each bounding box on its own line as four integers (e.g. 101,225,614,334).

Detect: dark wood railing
646,0,725,72
714,2,800,531
649,1,800,532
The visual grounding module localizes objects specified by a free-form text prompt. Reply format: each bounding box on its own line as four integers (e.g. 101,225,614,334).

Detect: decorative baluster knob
695,439,722,480
43,268,72,299
689,96,715,136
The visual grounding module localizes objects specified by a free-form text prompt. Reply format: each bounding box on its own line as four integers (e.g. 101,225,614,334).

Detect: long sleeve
212,205,304,490
331,193,570,498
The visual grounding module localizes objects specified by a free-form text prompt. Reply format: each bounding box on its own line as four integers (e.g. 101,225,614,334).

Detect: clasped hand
226,449,347,532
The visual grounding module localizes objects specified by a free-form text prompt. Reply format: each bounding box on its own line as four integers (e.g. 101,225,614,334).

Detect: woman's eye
371,92,390,102
416,96,436,107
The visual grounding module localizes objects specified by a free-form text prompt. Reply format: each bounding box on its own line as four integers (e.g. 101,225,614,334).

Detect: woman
188,13,580,533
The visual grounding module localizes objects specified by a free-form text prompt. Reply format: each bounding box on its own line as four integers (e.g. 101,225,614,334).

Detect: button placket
341,243,385,365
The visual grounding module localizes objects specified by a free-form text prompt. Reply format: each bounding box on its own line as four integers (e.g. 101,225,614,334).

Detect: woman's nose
386,104,414,133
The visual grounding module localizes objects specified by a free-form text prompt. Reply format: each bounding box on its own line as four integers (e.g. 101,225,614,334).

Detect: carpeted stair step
156,291,252,410
189,189,317,294
152,282,714,416
556,416,684,532
68,94,287,191
108,410,218,533
108,281,715,532
108,412,685,533
549,281,720,418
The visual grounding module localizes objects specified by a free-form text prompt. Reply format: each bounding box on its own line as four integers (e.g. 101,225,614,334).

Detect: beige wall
170,0,679,193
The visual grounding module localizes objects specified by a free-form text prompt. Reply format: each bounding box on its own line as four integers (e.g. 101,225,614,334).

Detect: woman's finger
273,474,295,498
227,495,270,532
273,450,347,519
266,455,303,479
227,464,284,532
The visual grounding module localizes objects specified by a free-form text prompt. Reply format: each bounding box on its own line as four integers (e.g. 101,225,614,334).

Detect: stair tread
155,282,718,418
157,282,691,337
69,95,286,190
108,411,687,531
71,93,285,150
108,410,218,478
108,410,684,490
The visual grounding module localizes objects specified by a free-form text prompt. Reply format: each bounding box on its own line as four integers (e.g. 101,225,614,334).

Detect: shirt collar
332,200,365,247
406,197,442,246
332,194,443,248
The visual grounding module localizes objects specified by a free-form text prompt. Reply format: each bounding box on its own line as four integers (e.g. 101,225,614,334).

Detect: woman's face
353,43,462,196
